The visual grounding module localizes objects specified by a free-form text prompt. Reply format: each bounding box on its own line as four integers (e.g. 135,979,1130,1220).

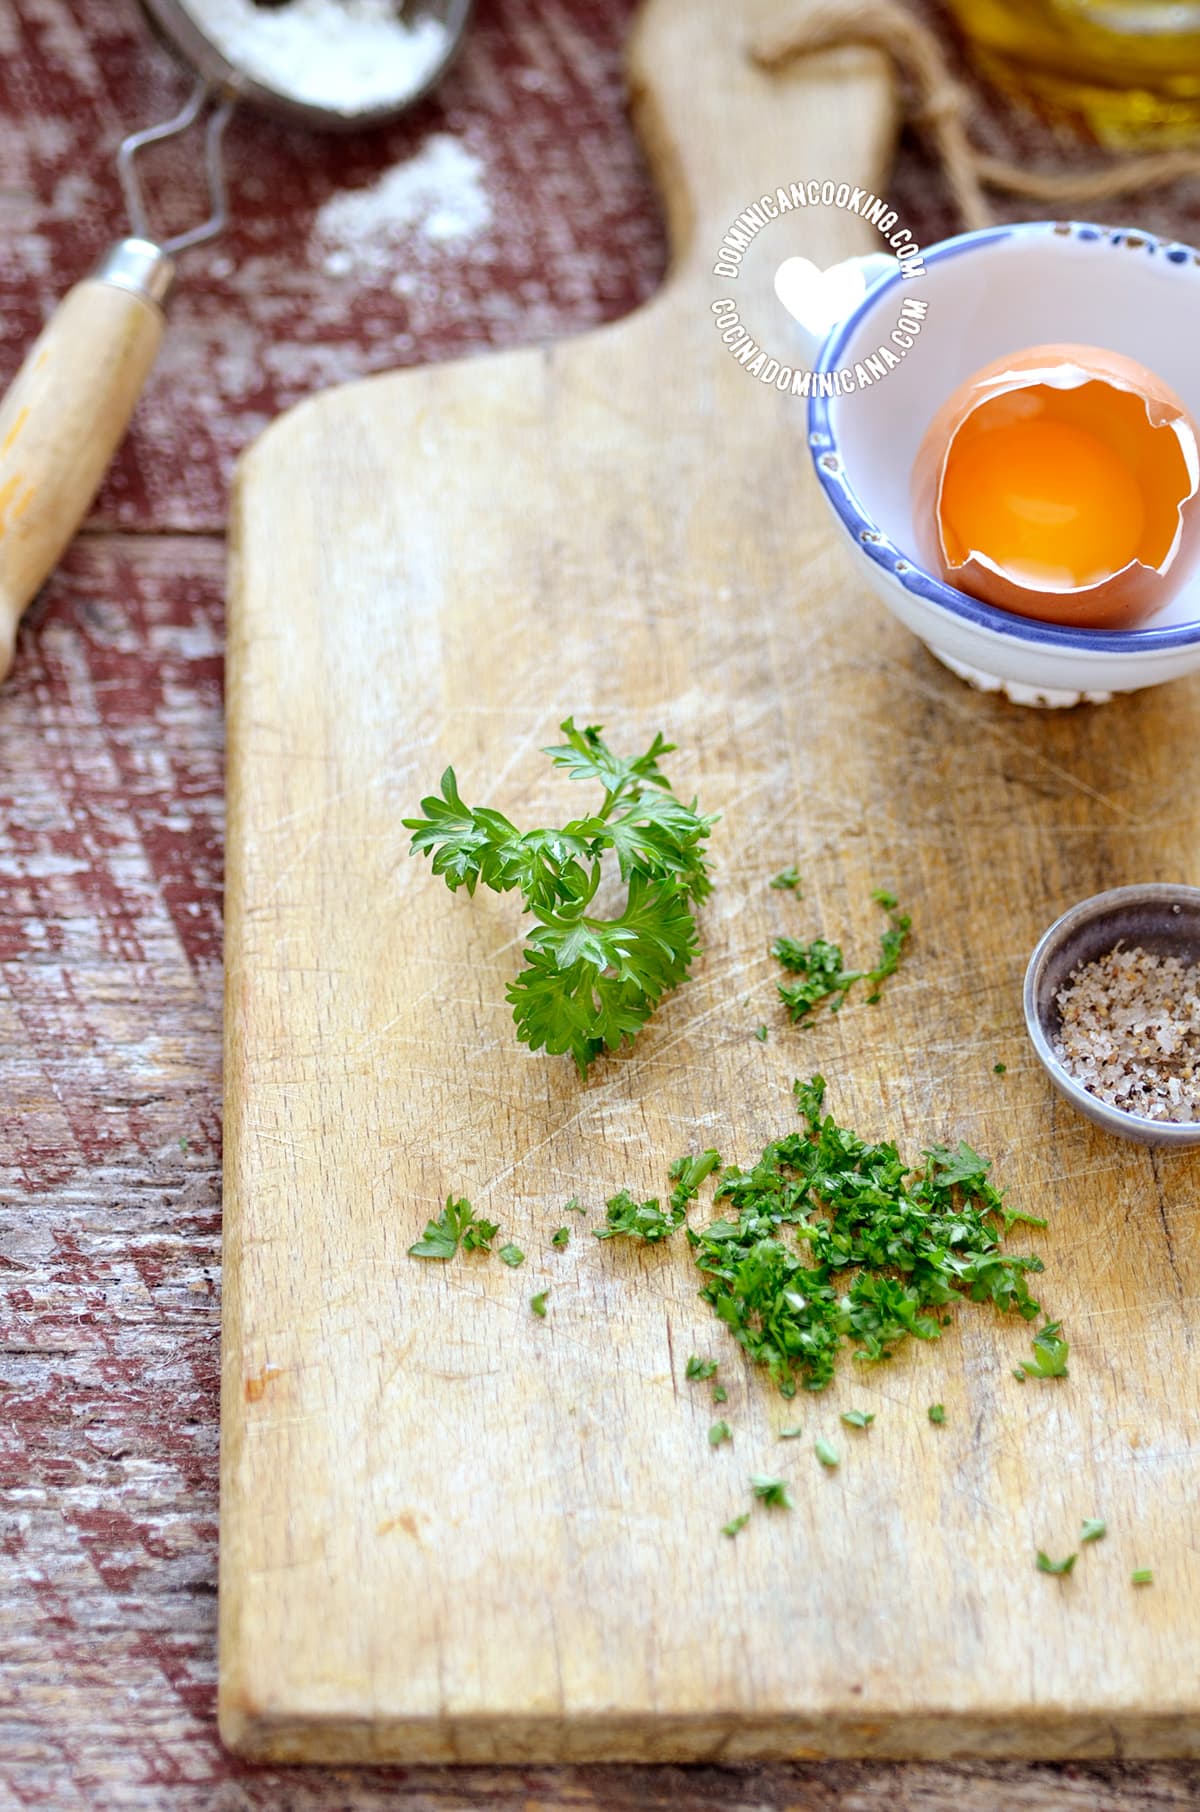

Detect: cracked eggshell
911,343,1200,630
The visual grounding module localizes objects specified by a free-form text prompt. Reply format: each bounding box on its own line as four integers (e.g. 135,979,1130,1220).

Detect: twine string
750,0,1200,231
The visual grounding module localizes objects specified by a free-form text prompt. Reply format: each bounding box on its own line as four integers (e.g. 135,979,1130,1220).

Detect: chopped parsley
408,1195,497,1259
814,1437,838,1468
1081,1519,1107,1543
750,1474,794,1508
498,1243,525,1267
1036,1550,1077,1576
778,1424,803,1438
669,1150,722,1213
712,1383,728,1404
594,1190,679,1243
754,1025,769,1043
993,1062,1007,1075
773,891,911,1023
550,1226,570,1249
679,1075,1049,1397
563,1196,586,1214
722,1512,750,1537
1021,1320,1069,1379
404,719,715,1075
708,1420,732,1446
841,1409,874,1429
686,1356,719,1382
927,1403,946,1424
530,1290,549,1318
1132,1568,1153,1585
770,867,802,891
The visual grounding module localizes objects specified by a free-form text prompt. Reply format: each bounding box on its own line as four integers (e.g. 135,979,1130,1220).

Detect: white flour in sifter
312,133,490,278
181,0,449,114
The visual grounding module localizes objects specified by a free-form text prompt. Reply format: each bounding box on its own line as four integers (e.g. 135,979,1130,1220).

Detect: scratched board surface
219,0,1199,1766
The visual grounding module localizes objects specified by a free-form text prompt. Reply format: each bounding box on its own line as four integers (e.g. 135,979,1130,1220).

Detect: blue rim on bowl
1023,882,1200,1148
807,219,1200,656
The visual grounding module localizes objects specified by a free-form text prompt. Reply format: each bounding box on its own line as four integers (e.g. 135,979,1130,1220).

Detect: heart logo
774,256,870,340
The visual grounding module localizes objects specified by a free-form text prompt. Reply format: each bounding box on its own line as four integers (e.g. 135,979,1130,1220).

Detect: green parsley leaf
1013,1367,1027,1382
1081,1519,1107,1543
498,1243,525,1267
778,1425,804,1438
530,1290,549,1318
406,722,715,1075
550,1226,570,1249
595,1190,680,1244
722,1512,750,1538
408,1195,494,1260
770,867,802,892
712,1383,728,1404
993,1062,1007,1075
708,1420,732,1446
1021,1320,1069,1379
1132,1568,1153,1585
461,1216,500,1254
928,1403,946,1424
750,1474,794,1508
668,1149,722,1214
870,887,898,910
1037,1550,1077,1576
686,1356,719,1382
814,1438,839,1467
754,1024,769,1043
841,1409,875,1429
179,1136,189,1155
563,1197,586,1214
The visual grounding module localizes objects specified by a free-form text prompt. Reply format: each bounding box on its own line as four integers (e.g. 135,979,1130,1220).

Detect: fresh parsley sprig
405,720,715,1075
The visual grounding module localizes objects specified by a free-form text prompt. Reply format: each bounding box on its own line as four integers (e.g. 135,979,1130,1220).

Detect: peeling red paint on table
2,1,1199,1806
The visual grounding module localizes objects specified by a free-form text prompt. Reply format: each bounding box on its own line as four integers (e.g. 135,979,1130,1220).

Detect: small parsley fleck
686,1356,718,1382
1036,1550,1077,1576
722,1513,750,1538
1021,1319,1069,1379
750,1474,793,1508
814,1437,838,1468
770,867,802,891
550,1226,570,1249
778,1425,803,1439
1132,1568,1153,1586
1081,1518,1107,1544
708,1420,732,1447
754,1025,769,1043
841,1409,874,1429
409,1196,497,1260
498,1243,525,1267
712,1383,728,1404
530,1290,549,1318
563,1196,586,1214
927,1403,946,1424
179,1136,189,1155
993,1062,1007,1075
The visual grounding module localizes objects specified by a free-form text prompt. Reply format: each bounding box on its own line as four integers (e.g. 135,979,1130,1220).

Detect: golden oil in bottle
945,0,1200,147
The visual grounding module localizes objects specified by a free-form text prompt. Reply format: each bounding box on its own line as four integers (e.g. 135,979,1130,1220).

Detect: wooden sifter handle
0,239,172,682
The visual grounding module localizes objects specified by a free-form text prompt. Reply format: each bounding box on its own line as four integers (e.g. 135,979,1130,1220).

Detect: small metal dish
1024,882,1200,1148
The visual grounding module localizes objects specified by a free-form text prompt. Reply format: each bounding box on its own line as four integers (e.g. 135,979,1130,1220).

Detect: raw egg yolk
939,415,1145,590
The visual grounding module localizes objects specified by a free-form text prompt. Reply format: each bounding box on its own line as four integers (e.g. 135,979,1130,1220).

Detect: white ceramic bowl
806,221,1200,706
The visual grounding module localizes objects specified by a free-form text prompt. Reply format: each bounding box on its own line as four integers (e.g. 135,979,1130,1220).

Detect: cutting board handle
627,0,894,296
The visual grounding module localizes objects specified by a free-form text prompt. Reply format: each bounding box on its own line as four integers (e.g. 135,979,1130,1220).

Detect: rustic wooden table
2,1,1198,1805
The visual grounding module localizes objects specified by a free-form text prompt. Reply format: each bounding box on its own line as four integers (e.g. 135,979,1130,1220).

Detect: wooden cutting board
219,0,1200,1763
